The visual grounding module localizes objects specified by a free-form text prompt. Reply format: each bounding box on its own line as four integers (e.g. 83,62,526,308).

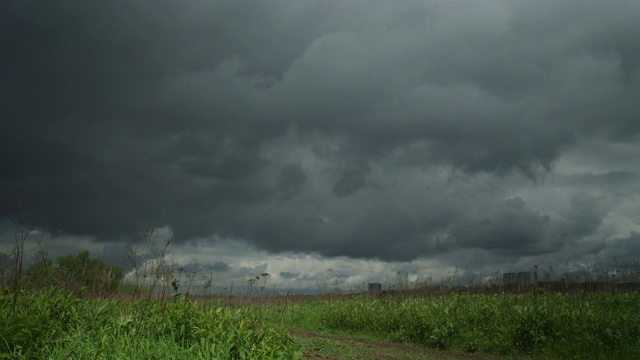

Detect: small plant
6,196,33,315
125,226,176,301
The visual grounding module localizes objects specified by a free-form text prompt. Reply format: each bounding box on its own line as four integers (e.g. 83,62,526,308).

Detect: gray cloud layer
1,1,639,270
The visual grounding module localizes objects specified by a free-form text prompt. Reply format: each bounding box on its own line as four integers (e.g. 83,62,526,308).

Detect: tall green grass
0,288,301,359
284,291,640,359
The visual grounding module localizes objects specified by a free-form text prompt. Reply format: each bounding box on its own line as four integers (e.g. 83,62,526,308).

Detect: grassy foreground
277,291,640,359
0,289,301,359
3,289,639,359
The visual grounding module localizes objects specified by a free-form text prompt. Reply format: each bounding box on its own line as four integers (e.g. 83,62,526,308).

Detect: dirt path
291,331,504,360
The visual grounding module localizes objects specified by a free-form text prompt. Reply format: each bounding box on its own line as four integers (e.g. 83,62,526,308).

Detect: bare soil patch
292,331,503,360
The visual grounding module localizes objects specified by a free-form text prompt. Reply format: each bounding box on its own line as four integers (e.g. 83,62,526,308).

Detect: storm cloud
1,1,639,285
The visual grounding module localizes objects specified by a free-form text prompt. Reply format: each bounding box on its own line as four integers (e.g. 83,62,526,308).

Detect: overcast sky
2,0,639,291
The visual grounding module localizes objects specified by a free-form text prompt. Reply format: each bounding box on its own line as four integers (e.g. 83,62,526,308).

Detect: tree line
11,250,124,297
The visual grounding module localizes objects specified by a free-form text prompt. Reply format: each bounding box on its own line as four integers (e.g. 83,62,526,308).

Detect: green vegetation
2,269,640,360
0,225,301,360
0,289,302,359
1,232,638,359
282,292,640,359
21,251,124,297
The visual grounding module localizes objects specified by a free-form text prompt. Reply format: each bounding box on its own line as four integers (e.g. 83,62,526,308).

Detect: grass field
0,288,301,359
273,291,640,359
2,288,639,359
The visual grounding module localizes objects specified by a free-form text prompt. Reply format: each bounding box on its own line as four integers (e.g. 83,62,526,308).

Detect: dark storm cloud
279,271,300,280
561,194,611,240
449,193,611,257
1,0,639,266
332,164,370,198
277,163,307,201
450,197,552,255
210,261,230,273
559,171,640,200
